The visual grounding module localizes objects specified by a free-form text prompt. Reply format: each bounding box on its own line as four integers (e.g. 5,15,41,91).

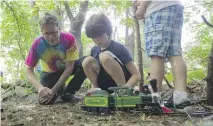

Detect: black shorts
97,59,131,93
40,56,87,94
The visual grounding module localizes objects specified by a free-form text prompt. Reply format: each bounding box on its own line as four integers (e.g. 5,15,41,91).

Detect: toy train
81,79,165,115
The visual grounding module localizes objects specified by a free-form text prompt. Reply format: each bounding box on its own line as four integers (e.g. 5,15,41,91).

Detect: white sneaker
173,91,190,105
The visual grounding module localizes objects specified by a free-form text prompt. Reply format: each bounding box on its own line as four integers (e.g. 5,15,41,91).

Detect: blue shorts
144,5,184,58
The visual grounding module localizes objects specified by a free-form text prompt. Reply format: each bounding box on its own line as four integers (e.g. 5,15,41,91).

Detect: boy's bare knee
82,56,95,68
82,56,100,71
99,52,113,65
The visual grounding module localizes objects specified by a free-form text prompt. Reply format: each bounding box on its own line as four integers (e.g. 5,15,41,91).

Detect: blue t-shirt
90,40,133,65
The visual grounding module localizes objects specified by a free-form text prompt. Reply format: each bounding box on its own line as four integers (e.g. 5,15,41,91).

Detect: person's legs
99,51,126,86
82,55,117,93
82,56,100,88
144,9,170,92
97,65,117,92
149,56,165,92
145,5,189,106
62,56,87,102
168,56,187,92
96,51,131,93
97,62,131,93
64,56,87,94
168,56,188,104
166,5,189,105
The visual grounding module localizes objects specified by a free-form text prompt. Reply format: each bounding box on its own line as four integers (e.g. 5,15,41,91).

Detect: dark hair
85,13,112,38
39,13,60,29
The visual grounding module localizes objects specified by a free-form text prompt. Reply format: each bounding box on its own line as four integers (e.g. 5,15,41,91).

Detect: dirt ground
1,84,213,126
0,100,194,126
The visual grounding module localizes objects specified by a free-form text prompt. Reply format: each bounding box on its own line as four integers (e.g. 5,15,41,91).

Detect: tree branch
201,15,213,28
64,1,74,22
137,46,146,52
76,1,89,24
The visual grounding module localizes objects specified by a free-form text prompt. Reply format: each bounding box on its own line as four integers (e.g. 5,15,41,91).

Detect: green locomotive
82,79,163,115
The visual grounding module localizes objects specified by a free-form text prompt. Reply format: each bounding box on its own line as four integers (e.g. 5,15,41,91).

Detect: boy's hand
136,5,146,20
123,84,132,87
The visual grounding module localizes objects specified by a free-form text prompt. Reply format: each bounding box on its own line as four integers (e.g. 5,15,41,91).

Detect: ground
1,82,213,126
0,100,195,126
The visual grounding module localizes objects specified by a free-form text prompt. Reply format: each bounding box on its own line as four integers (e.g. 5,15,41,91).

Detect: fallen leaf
26,116,33,121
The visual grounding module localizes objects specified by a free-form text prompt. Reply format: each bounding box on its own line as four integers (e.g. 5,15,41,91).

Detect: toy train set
82,79,171,115
81,15,213,116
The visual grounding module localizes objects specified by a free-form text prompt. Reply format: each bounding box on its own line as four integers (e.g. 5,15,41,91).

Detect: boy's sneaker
61,93,83,103
164,93,191,109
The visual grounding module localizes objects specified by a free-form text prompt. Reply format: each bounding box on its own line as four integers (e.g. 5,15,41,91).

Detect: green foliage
184,1,213,82
89,0,132,14
35,1,57,11
2,0,211,90
1,1,39,79
165,72,174,84
187,69,205,83
0,0,134,83
120,17,134,27
165,69,205,84
81,32,94,55
143,69,150,85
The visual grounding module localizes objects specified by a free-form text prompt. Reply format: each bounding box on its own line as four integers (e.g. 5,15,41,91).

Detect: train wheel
103,108,109,115
91,107,99,114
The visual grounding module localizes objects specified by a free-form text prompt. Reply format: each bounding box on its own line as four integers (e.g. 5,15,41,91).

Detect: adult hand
136,5,146,20
134,0,141,8
38,88,56,105
39,96,48,104
43,89,56,105
38,86,53,99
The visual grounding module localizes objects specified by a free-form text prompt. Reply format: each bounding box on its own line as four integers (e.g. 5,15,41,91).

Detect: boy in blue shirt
82,14,141,92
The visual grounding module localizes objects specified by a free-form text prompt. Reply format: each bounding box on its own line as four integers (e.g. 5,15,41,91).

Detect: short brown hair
85,13,112,38
39,13,59,29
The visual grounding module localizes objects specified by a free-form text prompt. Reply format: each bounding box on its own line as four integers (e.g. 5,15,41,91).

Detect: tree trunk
125,7,135,59
132,5,144,92
112,27,117,41
52,3,64,30
125,7,129,44
64,1,89,57
206,41,213,105
125,32,135,59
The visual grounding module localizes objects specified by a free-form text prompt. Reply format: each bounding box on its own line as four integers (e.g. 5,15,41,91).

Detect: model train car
82,79,164,115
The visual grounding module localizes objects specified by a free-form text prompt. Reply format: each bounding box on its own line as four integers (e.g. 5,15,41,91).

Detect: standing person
25,13,87,105
135,1,190,107
82,13,141,93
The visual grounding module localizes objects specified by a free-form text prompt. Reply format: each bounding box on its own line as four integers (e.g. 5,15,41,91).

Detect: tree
125,7,135,59
184,1,213,104
1,1,38,79
64,1,89,57
206,41,213,105
201,15,213,105
132,4,144,92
